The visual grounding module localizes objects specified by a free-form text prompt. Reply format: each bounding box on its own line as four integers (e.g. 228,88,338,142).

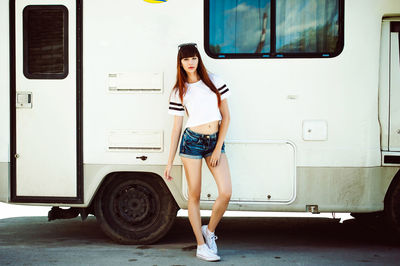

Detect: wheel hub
115,185,152,224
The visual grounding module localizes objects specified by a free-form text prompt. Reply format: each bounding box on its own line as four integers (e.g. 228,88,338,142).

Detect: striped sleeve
168,90,185,116
211,73,231,101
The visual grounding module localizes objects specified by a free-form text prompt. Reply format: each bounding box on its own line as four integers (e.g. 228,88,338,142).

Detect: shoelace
208,234,218,249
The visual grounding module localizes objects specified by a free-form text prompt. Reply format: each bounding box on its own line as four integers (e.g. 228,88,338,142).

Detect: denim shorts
179,128,226,159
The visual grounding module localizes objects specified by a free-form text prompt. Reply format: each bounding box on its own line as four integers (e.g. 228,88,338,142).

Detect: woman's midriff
189,120,220,134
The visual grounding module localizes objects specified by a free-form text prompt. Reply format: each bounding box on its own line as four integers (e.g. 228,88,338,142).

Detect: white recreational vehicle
1,0,400,244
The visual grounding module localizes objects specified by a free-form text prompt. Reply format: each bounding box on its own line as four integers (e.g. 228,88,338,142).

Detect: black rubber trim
23,5,69,79
9,0,16,201
384,156,400,164
270,0,276,56
10,196,84,204
204,0,345,59
10,0,83,204
390,22,400,32
76,0,84,204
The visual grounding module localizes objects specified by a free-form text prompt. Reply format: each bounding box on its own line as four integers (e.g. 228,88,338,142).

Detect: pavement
0,215,399,266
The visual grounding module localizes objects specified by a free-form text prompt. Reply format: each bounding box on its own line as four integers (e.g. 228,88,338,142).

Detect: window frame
23,5,69,79
204,0,344,59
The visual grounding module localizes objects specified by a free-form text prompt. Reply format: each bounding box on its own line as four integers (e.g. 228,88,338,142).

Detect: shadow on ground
0,215,398,248
164,216,400,248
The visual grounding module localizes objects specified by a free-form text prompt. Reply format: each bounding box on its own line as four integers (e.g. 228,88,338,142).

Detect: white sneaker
201,225,218,255
196,244,220,262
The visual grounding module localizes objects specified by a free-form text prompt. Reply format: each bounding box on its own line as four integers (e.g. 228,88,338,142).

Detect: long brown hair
172,44,221,107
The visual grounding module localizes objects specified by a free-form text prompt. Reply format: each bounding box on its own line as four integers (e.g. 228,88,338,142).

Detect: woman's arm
210,99,230,167
164,115,184,180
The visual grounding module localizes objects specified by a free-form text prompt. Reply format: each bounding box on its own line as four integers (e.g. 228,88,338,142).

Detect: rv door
11,0,82,203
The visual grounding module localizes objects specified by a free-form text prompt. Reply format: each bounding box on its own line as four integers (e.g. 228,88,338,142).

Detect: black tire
94,172,178,244
385,172,400,235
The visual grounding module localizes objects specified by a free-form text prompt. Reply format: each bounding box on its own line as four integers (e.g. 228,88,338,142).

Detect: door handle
16,92,32,108
136,156,148,161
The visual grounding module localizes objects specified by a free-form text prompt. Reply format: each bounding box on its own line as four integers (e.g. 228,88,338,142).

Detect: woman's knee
188,190,201,203
219,189,232,202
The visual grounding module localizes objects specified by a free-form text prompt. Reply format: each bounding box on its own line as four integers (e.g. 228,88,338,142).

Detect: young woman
164,43,232,262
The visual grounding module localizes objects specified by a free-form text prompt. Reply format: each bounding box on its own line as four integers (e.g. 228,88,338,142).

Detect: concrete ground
0,215,399,266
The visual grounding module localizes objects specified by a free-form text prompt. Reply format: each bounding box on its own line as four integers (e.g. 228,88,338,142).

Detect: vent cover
108,130,163,152
108,72,163,93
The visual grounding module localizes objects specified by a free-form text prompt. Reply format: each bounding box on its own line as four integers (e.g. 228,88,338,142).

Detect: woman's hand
164,164,173,181
210,148,222,167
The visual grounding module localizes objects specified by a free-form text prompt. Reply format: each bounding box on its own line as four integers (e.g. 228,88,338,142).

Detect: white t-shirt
168,73,231,128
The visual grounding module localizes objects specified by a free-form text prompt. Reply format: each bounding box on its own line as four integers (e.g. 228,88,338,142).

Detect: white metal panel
0,163,9,202
0,0,10,163
108,130,163,152
389,32,400,150
80,0,400,169
380,21,391,151
182,141,296,203
15,0,77,197
83,0,199,165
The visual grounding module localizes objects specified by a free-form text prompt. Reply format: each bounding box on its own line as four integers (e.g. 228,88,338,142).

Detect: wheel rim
106,179,160,232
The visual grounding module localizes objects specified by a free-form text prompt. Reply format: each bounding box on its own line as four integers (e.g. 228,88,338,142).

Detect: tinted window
205,0,343,58
276,0,340,53
23,5,68,79
209,0,271,55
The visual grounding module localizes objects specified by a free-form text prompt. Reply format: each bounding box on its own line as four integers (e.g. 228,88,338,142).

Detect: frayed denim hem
204,150,226,158
179,153,203,159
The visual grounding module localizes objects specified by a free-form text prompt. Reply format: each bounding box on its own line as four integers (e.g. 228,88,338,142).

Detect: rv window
207,0,271,55
23,5,68,79
205,0,344,59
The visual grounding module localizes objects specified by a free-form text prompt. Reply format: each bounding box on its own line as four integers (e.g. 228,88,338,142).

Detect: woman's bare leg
205,153,232,232
181,156,205,245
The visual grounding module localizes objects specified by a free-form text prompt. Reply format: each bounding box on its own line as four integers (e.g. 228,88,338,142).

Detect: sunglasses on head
178,43,197,49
